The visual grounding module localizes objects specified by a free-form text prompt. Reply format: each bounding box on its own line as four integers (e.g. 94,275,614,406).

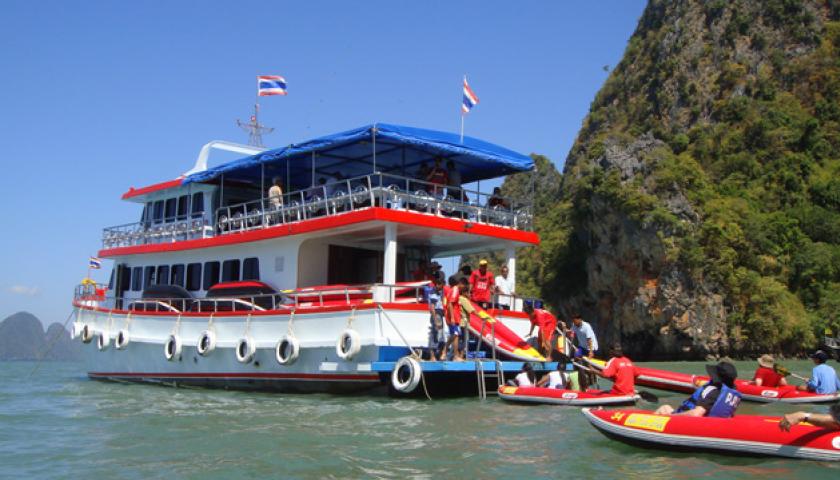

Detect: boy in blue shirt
798,350,840,394
424,278,447,360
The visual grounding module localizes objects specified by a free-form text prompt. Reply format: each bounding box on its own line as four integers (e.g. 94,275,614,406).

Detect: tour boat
583,408,840,461
71,123,542,394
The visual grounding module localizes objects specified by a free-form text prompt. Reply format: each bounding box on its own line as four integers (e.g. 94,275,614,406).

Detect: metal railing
102,214,212,249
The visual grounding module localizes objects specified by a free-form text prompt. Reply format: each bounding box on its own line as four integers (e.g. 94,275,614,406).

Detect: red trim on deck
73,301,428,317
122,178,184,200
98,207,540,257
89,372,379,381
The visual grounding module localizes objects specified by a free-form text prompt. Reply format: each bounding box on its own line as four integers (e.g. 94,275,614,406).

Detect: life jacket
677,384,742,418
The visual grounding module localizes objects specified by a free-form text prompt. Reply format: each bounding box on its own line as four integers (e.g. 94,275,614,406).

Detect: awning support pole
506,244,517,310
383,223,397,285
311,151,315,187
372,125,377,173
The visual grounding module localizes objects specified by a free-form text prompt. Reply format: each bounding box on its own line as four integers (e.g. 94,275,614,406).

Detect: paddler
524,302,558,357
653,361,742,418
749,354,787,387
779,404,840,431
594,344,639,396
797,350,840,394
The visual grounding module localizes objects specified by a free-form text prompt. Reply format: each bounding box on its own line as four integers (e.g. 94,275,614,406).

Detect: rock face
516,0,840,359
0,312,80,361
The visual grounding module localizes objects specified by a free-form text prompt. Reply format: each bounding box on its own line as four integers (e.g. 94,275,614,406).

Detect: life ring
275,335,300,365
96,330,110,351
196,330,217,356
115,329,130,350
336,329,361,360
391,356,422,394
80,324,94,344
164,334,182,361
236,336,256,364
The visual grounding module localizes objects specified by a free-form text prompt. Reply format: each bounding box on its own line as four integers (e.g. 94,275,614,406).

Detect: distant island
0,311,80,361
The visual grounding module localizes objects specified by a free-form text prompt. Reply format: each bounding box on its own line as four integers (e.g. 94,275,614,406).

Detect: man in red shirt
751,354,787,387
599,344,639,396
524,303,557,357
469,260,494,309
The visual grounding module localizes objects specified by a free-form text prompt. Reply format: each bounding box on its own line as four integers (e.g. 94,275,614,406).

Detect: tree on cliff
512,0,840,358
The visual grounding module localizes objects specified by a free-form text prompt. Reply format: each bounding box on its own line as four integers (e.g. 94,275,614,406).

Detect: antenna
237,102,274,147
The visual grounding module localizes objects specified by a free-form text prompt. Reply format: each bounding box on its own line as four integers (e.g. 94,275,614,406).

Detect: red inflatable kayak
585,359,840,404
583,408,840,461
499,385,638,406
466,303,545,362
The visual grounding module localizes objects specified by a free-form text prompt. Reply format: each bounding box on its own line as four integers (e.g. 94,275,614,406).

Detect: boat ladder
473,319,504,400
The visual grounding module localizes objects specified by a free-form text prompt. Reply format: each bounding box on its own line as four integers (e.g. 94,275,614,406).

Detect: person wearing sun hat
797,350,840,394
654,361,742,418
750,354,787,387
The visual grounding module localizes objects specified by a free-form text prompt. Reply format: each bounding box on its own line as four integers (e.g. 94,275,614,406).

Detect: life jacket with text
677,384,742,418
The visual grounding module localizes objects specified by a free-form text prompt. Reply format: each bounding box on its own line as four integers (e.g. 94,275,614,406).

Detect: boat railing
101,214,212,249
212,172,533,237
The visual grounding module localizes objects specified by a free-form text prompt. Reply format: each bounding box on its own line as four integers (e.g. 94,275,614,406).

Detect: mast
237,102,274,147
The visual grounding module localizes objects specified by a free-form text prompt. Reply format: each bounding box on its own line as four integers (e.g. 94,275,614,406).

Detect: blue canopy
183,123,533,188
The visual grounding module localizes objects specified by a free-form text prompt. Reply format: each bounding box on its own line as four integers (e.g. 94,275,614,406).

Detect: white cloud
8,285,40,296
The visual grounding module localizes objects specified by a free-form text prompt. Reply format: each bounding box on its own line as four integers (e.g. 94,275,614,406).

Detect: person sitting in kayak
595,344,639,396
797,350,840,394
653,362,742,418
750,354,787,387
509,362,535,387
536,354,578,390
524,302,558,357
779,404,840,431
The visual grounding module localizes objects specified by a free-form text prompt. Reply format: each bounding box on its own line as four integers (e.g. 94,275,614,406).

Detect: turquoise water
0,360,838,479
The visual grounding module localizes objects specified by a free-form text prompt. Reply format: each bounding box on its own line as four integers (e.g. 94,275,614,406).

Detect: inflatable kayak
583,408,840,461
499,385,638,406
466,304,545,362
585,359,840,404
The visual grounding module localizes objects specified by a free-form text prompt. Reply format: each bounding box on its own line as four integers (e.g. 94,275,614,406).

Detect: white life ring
391,356,422,394
71,322,83,340
80,324,94,344
236,336,256,364
196,330,217,356
115,329,130,350
96,330,110,351
275,335,300,365
164,334,182,361
336,329,361,360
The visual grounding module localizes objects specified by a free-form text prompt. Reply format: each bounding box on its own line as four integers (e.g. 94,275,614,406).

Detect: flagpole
460,113,465,144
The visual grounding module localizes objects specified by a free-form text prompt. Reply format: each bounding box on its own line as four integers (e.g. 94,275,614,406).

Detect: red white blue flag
258,75,287,96
462,76,479,114
89,257,102,269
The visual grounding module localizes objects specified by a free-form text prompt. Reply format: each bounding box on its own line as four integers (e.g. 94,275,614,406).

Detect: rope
346,307,356,329
123,311,133,330
171,314,182,336
28,308,78,377
245,313,252,337
287,309,296,337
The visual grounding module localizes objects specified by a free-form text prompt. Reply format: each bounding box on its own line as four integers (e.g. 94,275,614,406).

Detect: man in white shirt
494,265,514,310
570,313,598,358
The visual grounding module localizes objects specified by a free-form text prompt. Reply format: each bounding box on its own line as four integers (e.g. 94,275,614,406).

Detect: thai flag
258,75,287,96
462,76,479,114
89,257,102,269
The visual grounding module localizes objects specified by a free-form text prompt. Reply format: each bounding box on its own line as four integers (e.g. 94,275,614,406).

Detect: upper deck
100,123,538,257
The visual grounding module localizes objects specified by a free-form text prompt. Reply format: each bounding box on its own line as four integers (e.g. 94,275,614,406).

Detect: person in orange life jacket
441,277,465,361
779,404,840,432
469,259,494,310
654,361,742,418
595,344,639,396
524,302,557,357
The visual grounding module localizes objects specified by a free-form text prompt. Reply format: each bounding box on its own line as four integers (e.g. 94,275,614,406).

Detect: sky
0,0,646,325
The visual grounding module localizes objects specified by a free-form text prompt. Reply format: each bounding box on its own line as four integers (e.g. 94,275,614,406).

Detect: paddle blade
637,390,659,403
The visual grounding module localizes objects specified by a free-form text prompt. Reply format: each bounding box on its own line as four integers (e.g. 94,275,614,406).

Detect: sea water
0,360,838,479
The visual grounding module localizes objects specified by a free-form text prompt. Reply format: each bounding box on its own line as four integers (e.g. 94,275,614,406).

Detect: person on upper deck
750,354,787,387
469,260,494,310
446,160,465,201
487,187,510,209
798,350,840,394
654,362,742,418
268,177,284,208
425,157,448,193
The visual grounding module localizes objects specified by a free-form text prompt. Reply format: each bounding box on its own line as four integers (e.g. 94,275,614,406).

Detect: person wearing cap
654,362,742,418
750,354,787,387
524,302,557,357
469,260,495,310
798,350,840,394
779,404,840,432
569,313,598,359
596,344,639,396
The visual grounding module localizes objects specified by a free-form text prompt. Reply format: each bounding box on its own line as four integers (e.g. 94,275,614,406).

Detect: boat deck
371,360,559,373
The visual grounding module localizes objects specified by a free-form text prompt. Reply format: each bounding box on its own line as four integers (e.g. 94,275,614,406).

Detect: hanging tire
336,329,361,361
391,356,422,394
96,330,110,351
115,329,130,350
71,322,83,340
275,335,300,365
80,324,94,344
236,336,256,364
196,330,217,356
164,334,182,361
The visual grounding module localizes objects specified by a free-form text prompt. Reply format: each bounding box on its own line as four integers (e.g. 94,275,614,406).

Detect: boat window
156,265,170,285
186,263,202,291
203,261,220,290
143,266,155,289
164,198,177,221
118,266,131,295
191,192,204,218
153,201,164,224
140,204,149,225
108,268,115,290
131,267,143,291
176,195,189,220
243,257,259,280
171,264,185,287
222,259,240,282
